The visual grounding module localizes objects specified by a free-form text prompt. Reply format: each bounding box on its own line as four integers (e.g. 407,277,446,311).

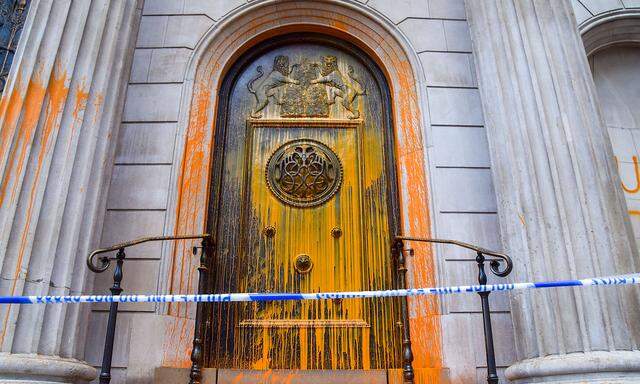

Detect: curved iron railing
87,234,211,273
87,234,211,384
395,236,513,276
395,236,513,384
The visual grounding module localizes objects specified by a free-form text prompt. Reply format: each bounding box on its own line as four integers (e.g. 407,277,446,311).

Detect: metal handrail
395,236,513,277
395,235,512,384
87,234,210,273
87,233,210,384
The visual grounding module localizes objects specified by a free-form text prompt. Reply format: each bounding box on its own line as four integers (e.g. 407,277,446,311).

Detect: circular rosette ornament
266,139,343,208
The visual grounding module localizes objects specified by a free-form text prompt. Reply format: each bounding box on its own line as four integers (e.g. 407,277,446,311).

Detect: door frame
203,32,403,367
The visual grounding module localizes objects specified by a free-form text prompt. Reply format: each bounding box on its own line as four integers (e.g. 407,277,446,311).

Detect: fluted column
465,0,640,383
0,0,141,383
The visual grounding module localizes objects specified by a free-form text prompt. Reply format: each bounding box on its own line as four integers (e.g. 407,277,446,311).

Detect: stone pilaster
0,0,141,382
465,0,640,383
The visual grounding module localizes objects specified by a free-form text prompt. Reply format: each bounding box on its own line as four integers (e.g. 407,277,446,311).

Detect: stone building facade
0,0,639,383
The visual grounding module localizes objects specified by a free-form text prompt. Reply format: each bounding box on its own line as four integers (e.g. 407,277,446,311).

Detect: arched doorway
580,12,640,255
204,34,403,371
589,44,640,250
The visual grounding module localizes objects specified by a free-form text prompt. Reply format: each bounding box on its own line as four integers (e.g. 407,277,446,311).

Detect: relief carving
311,55,365,119
248,54,365,119
247,55,299,119
266,139,343,208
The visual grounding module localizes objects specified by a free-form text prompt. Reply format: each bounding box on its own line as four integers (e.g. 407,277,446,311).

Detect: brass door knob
294,254,313,274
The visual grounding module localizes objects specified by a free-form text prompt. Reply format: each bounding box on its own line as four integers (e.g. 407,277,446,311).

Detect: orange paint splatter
65,86,89,153
0,76,24,169
168,81,213,318
72,86,89,123
162,317,195,367
13,70,69,282
0,70,69,346
0,73,48,211
0,75,29,208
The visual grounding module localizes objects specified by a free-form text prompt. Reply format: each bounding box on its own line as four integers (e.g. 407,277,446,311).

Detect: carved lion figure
311,55,365,119
248,55,299,118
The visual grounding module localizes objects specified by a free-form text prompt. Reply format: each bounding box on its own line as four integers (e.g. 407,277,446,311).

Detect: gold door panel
237,119,367,369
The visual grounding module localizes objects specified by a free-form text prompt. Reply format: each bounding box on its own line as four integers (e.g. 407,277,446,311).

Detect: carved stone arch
156,0,443,376
578,9,640,56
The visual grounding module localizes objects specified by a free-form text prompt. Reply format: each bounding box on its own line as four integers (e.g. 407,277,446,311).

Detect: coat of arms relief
247,54,365,119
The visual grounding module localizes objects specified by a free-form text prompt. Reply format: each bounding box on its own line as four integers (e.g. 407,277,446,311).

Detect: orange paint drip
388,63,447,384
13,70,69,283
169,82,213,318
72,86,89,123
66,86,89,153
0,76,29,208
0,70,69,346
162,317,195,368
231,120,388,370
0,75,24,171
391,65,442,377
0,74,47,212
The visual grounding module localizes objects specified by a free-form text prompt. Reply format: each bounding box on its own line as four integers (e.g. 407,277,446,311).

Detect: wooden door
206,36,401,371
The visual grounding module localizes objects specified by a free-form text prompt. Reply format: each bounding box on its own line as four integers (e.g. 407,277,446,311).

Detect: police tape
1,275,639,304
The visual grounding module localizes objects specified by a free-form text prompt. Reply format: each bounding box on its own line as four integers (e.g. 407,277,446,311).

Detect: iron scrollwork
266,139,343,208
248,54,365,119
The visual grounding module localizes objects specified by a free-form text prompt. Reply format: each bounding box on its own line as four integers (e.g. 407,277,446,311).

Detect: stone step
154,368,389,384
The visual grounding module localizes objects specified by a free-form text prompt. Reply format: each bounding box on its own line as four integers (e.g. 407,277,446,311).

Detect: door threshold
218,369,388,383
155,367,390,384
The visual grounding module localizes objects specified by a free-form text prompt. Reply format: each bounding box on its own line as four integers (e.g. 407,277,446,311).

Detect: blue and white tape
1,275,639,305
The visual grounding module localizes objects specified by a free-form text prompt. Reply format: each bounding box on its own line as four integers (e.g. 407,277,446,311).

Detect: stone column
465,0,640,383
0,0,141,382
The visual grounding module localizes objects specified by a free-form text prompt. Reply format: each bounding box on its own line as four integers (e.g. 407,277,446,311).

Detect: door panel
207,38,400,370
238,122,366,369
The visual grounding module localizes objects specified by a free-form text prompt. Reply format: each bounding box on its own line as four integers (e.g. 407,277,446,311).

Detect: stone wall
571,0,640,26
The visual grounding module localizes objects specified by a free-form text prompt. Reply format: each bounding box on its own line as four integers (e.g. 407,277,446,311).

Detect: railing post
99,248,125,384
394,236,511,384
476,252,499,384
393,239,415,383
87,234,210,384
190,238,209,384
